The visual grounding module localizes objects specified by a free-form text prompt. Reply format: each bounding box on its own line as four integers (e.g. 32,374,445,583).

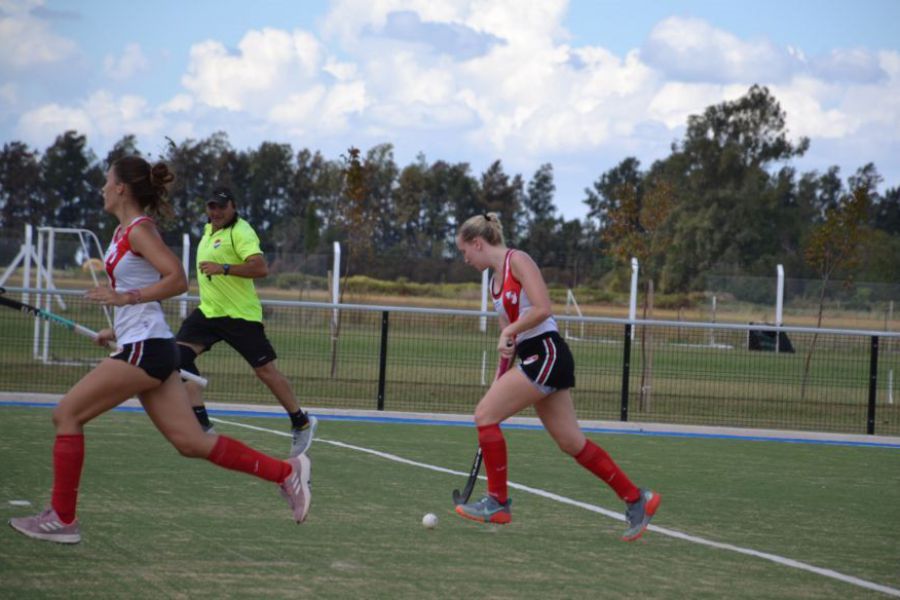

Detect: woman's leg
533,390,586,455
535,390,639,503
51,359,160,523
139,373,291,483
470,369,545,504
140,374,309,522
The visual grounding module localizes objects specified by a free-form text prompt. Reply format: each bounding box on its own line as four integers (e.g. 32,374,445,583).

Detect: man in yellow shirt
175,187,316,456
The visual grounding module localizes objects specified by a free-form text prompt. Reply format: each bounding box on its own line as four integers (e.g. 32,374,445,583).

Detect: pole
620,323,632,422
867,336,879,435
480,268,488,333
377,311,389,411
332,241,341,329
180,232,190,318
775,264,784,354
629,258,638,341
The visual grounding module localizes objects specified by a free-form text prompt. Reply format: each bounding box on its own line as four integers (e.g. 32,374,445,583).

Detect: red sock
477,424,508,504
575,440,640,503
206,435,292,483
51,434,85,524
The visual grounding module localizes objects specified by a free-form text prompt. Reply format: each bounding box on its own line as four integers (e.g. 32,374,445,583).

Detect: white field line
213,417,900,598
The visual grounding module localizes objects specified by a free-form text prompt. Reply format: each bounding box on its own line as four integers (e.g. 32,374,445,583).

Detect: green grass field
1,405,898,599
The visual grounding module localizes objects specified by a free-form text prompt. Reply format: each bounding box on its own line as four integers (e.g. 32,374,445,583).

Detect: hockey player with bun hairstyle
8,156,310,545
454,212,660,541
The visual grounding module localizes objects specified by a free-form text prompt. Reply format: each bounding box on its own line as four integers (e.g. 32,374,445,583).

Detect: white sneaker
290,415,317,456
9,507,81,544
279,454,311,523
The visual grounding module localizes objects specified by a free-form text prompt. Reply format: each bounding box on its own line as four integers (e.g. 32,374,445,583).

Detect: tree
163,131,234,239
479,160,523,244
654,85,810,290
524,163,556,222
602,179,676,410
340,146,377,273
0,141,43,233
245,141,294,238
40,131,104,237
602,180,674,286
272,148,330,261
584,157,642,230
104,134,141,168
520,163,561,268
394,155,431,259
444,161,481,238
873,186,900,235
365,144,400,254
801,183,871,397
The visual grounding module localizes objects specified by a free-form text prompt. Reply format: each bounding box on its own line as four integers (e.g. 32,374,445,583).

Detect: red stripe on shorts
129,341,143,366
537,337,557,385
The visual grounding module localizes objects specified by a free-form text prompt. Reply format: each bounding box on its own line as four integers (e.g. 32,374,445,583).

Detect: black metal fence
1,288,897,436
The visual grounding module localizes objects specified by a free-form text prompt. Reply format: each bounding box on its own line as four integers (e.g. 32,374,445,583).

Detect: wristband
222,263,231,276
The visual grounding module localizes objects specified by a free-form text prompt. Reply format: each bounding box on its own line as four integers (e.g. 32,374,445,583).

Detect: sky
1,0,899,220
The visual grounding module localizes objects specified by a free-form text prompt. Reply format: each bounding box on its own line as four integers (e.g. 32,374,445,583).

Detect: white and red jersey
103,215,173,345
490,249,557,342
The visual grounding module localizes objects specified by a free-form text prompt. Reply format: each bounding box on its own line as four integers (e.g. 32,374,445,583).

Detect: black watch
222,263,231,276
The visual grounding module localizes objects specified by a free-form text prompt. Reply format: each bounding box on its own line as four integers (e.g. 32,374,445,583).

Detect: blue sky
2,0,898,219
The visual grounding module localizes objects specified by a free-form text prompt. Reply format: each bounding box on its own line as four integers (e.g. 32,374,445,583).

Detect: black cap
208,186,236,207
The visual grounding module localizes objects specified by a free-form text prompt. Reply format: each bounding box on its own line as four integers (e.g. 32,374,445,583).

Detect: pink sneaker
279,454,311,523
9,507,81,544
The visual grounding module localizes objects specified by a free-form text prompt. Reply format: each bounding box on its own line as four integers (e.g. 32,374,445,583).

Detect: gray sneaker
279,454,312,523
454,495,512,524
9,507,81,544
622,488,661,541
290,415,317,456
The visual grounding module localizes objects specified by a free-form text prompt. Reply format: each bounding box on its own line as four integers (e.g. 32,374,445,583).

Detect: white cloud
18,103,92,140
0,82,17,107
103,43,149,81
160,93,194,113
771,79,858,139
182,28,323,112
0,0,77,70
642,16,796,83
810,48,886,83
17,91,164,146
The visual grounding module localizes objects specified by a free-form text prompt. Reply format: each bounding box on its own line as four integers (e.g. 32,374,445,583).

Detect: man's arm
199,254,268,279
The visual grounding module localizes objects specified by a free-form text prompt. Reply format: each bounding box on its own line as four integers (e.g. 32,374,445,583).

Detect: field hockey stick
452,447,483,505
0,287,208,388
452,341,515,505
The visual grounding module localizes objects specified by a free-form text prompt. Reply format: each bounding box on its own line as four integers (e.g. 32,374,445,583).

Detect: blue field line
3,400,899,449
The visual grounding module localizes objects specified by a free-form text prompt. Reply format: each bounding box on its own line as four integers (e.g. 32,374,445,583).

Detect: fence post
377,311,390,411
867,335,879,434
621,323,632,421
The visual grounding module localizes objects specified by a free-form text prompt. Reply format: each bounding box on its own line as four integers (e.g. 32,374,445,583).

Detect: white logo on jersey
504,290,518,305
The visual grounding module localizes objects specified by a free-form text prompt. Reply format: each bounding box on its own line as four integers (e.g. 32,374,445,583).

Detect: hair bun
149,162,175,187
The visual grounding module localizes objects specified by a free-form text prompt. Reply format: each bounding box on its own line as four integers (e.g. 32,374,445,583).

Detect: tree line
1,85,897,291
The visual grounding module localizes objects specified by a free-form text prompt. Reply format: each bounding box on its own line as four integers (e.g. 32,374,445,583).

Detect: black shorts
516,331,575,392
111,338,179,382
176,308,277,368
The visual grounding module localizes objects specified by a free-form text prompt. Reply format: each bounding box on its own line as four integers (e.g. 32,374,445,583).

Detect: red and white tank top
103,215,173,344
490,249,557,342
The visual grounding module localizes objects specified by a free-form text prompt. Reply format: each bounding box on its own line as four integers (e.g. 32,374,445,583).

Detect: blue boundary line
3,401,899,449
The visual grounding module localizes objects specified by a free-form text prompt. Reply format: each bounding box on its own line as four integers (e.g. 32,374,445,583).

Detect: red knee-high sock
575,439,640,503
477,424,508,504
51,434,85,524
206,436,292,483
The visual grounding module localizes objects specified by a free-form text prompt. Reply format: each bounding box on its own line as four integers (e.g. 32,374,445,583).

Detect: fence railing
1,288,898,436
